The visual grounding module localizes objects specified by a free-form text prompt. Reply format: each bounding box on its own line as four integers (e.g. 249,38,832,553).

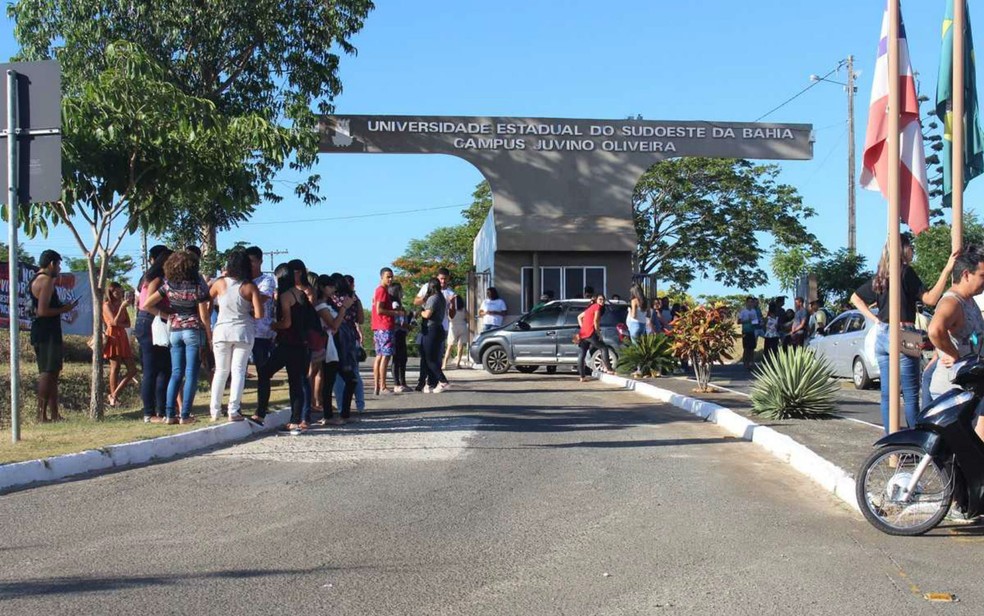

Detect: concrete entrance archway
319,115,812,321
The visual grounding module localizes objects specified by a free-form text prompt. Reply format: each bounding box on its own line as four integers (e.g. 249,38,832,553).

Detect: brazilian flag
936,0,984,206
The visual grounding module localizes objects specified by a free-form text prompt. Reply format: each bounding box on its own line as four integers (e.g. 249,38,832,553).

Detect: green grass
0,333,292,465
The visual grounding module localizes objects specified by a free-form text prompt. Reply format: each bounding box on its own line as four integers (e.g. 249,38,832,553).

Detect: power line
754,64,841,122
240,202,468,226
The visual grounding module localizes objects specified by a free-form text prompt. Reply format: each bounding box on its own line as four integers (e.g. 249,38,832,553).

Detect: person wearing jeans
419,279,449,392
142,250,211,425
874,323,921,431
135,246,173,422
851,234,956,434
168,329,205,421
576,294,614,381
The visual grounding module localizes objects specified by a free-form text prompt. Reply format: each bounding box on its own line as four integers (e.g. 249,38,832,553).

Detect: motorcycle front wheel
856,445,953,536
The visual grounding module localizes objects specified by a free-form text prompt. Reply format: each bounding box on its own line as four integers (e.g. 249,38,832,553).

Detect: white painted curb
598,373,860,513
0,408,291,493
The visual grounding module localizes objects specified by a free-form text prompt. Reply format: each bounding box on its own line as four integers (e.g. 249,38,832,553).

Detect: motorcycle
856,349,984,536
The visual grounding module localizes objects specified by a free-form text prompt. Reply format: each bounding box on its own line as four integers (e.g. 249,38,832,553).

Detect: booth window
521,266,606,312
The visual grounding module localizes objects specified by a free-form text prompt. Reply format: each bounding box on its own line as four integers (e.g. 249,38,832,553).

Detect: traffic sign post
1,61,61,443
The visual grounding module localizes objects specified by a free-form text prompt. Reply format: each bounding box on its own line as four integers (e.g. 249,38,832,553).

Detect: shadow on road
0,566,334,598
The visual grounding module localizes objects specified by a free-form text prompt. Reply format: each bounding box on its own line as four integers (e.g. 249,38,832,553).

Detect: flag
936,0,984,206
861,1,930,234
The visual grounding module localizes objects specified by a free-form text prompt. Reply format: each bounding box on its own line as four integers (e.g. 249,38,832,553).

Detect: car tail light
616,323,629,343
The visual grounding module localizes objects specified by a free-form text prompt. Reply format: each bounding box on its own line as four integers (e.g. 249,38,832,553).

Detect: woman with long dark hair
576,293,615,382
103,281,137,407
420,278,449,392
851,234,956,433
142,250,212,424
134,246,173,422
322,272,360,422
626,283,649,342
313,274,355,424
255,260,313,431
208,250,265,422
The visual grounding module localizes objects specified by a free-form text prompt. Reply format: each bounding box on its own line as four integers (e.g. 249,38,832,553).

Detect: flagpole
887,0,902,435
953,0,966,251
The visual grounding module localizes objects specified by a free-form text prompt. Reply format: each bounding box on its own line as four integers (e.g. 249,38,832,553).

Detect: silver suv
469,300,630,374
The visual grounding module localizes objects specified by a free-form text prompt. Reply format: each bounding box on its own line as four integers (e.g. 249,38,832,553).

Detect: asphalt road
1,369,981,615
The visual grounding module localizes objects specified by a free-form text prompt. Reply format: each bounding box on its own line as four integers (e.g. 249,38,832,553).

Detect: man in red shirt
577,294,614,382
371,267,404,395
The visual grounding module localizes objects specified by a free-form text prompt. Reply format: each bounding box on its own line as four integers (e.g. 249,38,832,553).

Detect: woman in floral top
143,250,211,424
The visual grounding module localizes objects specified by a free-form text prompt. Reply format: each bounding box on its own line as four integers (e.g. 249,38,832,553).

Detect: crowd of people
28,233,984,441
26,242,486,433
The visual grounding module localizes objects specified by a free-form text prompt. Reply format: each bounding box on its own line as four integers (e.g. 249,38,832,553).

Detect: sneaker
433,383,448,393
143,416,152,424
392,385,405,393
422,385,432,393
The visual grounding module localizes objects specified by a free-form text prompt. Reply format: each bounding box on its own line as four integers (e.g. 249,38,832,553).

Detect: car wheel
482,345,510,375
515,365,539,374
592,349,618,373
853,356,873,390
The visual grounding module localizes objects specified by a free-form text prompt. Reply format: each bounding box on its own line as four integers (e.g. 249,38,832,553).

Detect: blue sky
3,0,980,301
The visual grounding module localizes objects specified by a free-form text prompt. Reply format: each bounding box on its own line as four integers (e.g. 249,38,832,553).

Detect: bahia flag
861,0,930,234
936,0,984,206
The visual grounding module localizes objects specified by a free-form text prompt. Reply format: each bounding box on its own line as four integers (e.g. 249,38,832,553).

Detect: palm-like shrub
750,346,840,419
668,306,737,392
616,334,677,377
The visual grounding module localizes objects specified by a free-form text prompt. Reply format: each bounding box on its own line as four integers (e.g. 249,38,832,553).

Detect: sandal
247,415,264,426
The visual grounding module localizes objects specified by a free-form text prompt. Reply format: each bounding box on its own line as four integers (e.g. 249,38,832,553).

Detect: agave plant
750,346,840,419
616,334,677,378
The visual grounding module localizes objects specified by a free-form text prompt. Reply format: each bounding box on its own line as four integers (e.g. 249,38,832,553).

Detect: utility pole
266,249,288,273
140,229,148,275
846,55,857,255
6,70,20,442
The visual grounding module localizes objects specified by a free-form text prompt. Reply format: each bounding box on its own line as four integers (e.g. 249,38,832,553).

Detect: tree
65,254,136,286
0,242,36,266
812,249,871,308
10,0,375,256
633,158,819,290
394,181,494,290
912,220,984,283
770,246,812,292
6,42,290,419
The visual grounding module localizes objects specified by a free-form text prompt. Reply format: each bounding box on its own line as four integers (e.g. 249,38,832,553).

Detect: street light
811,56,859,254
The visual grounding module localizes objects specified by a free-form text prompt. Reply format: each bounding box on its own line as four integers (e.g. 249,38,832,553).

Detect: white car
807,310,880,389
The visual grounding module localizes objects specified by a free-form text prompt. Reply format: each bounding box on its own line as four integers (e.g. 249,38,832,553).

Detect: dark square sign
0,60,62,205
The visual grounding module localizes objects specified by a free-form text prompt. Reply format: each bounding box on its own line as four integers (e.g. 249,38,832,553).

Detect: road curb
0,408,291,493
597,373,860,513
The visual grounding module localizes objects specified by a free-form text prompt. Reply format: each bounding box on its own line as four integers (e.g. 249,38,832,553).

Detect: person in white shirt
245,246,277,372
479,287,508,332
